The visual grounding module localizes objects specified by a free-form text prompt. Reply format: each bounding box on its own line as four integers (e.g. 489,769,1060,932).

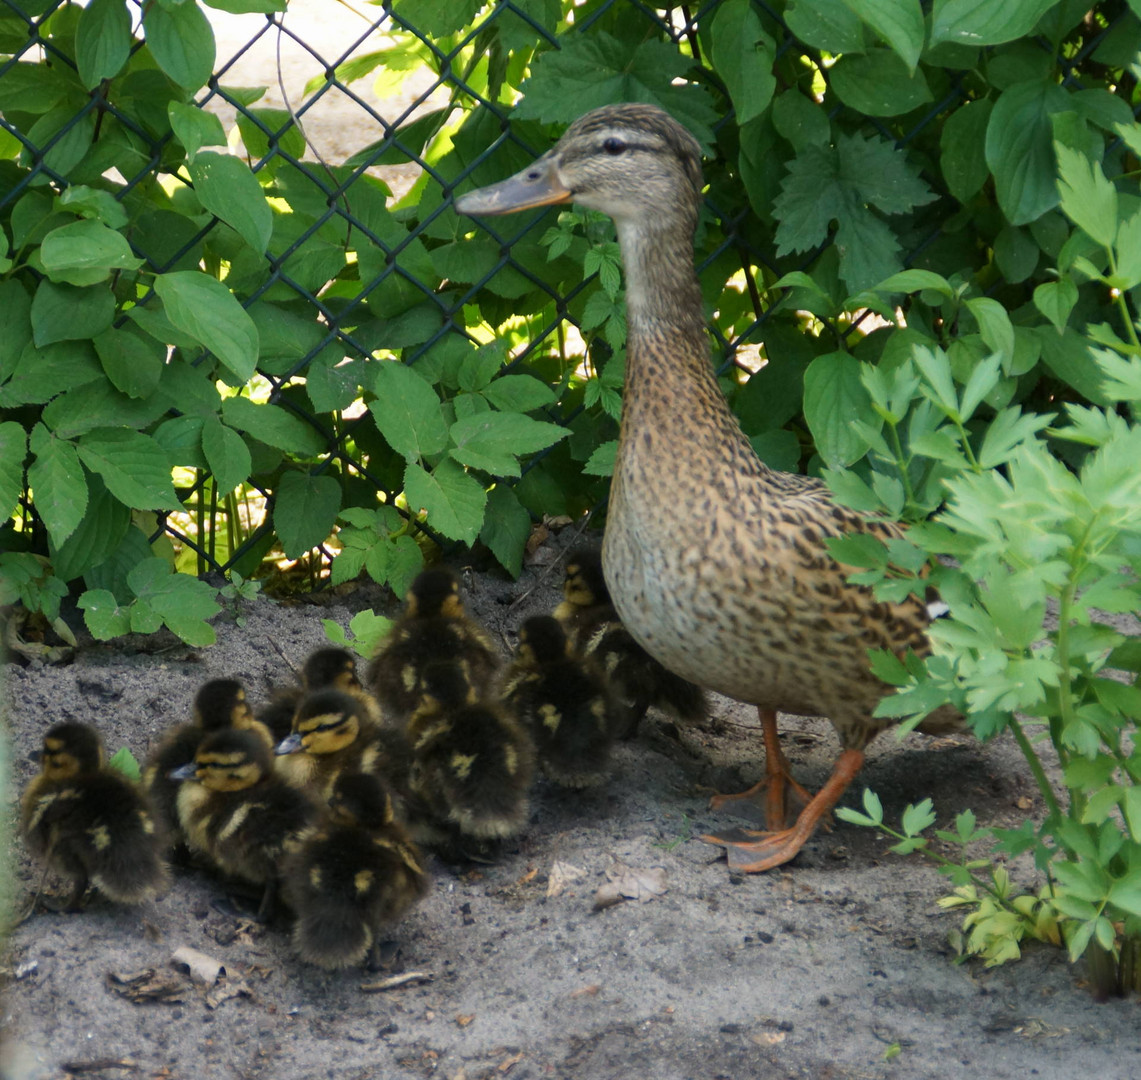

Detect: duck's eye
602,137,627,156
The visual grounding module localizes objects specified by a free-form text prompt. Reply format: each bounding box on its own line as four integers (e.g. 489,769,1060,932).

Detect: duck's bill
274,732,302,756
168,762,197,781
455,159,571,216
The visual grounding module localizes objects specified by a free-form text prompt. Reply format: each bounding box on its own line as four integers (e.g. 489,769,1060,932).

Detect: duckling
458,103,962,872
502,615,615,788
144,677,271,846
284,772,429,970
258,646,382,743
366,568,500,723
21,723,167,910
555,547,708,739
407,660,535,842
172,727,319,921
274,688,412,803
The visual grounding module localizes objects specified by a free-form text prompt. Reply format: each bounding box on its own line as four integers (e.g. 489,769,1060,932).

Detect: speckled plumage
457,102,960,872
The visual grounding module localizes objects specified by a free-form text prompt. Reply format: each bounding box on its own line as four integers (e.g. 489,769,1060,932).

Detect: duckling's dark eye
602,137,627,155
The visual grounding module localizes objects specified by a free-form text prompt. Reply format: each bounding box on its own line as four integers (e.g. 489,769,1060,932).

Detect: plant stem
887,419,918,511
1009,715,1063,820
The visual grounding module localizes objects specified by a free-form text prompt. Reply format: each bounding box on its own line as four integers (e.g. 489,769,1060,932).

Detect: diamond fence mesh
0,0,1136,600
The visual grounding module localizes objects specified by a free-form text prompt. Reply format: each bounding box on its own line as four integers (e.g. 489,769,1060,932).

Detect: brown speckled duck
457,103,959,872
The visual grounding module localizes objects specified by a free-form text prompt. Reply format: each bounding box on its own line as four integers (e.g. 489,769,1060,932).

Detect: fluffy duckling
144,677,270,846
173,728,319,920
555,547,708,738
285,772,429,970
502,616,615,788
367,568,500,722
407,660,535,842
21,723,167,910
274,688,412,802
258,647,382,743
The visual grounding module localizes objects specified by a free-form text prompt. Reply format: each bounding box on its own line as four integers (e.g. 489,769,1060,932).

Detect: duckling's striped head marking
405,567,463,619
189,728,272,791
195,678,254,732
303,647,361,692
562,547,609,609
39,722,103,780
290,689,363,755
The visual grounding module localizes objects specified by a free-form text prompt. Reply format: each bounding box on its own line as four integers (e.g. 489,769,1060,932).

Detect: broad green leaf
901,798,936,836
168,102,228,162
28,423,88,545
0,62,68,114
710,0,776,126
107,746,141,781
390,0,480,37
985,80,1072,225
771,90,830,151
78,587,131,640
965,297,1014,369
873,269,955,297
202,0,287,11
0,280,32,382
1033,278,1078,333
143,0,215,90
584,440,617,477
0,422,27,521
449,412,569,477
785,0,866,54
274,471,342,558
201,416,252,494
220,396,325,456
30,281,114,346
940,98,994,203
1,341,103,409
25,109,95,175
931,0,1063,47
829,49,932,116
386,535,424,598
403,459,486,545
370,361,449,461
154,271,258,382
1112,211,1141,291
480,484,533,578
188,151,273,255
76,0,132,88
57,186,128,230
803,352,876,466
1055,142,1118,248
841,0,925,71
481,374,557,413
49,474,131,582
39,219,143,285
994,225,1040,284
76,428,179,511
128,558,220,646
93,326,165,399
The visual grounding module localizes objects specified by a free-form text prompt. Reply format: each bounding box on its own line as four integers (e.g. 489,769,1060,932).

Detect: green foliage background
0,0,1136,632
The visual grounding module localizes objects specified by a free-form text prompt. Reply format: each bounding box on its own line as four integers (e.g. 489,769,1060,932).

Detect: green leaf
220,396,325,456
481,374,557,413
771,91,830,151
941,98,994,203
965,298,1014,370
143,0,216,90
273,472,341,559
128,559,220,646
1033,278,1079,333
449,412,569,477
803,352,876,466
202,0,287,11
480,484,532,578
93,326,165,399
77,428,180,511
985,80,1072,225
825,533,888,569
931,0,1064,47
28,424,88,545
78,588,131,640
0,62,68,114
49,474,131,583
30,282,115,346
76,0,132,88
0,422,28,521
168,101,228,162
1055,142,1118,248
584,440,617,477
710,0,776,126
403,458,486,545
390,0,481,37
188,151,273,255
199,417,251,495
39,219,143,286
370,362,449,461
107,746,141,781
841,0,925,70
154,271,259,382
861,787,885,824
829,49,932,116
785,0,866,54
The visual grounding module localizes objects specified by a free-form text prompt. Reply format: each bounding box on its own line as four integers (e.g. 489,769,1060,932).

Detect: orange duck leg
700,747,865,872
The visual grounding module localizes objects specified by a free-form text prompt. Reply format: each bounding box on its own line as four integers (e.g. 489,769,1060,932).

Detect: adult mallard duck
456,103,959,872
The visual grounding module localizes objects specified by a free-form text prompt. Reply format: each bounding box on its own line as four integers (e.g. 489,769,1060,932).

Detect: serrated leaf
77,428,179,511
127,558,220,646
449,412,568,477
403,458,485,545
188,151,273,255
370,361,449,461
28,423,88,545
481,374,557,413
274,471,341,559
154,271,258,382
0,422,27,521
480,484,532,578
221,396,324,456
78,587,131,640
584,440,617,477
49,474,131,583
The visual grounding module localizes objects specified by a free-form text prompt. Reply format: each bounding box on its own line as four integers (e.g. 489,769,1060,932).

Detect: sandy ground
2,524,1140,1080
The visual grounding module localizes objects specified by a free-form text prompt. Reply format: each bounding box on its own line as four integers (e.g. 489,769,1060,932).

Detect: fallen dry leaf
497,1051,524,1072
593,862,667,910
516,867,538,886
170,946,224,986
107,969,186,1005
204,977,252,1010
547,860,585,898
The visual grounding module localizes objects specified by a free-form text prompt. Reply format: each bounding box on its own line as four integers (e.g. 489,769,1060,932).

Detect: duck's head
275,689,362,757
38,722,103,780
329,772,394,829
562,547,609,609
517,615,573,665
302,646,361,693
455,103,703,233
405,567,464,619
416,660,477,709
173,728,270,791
194,678,254,732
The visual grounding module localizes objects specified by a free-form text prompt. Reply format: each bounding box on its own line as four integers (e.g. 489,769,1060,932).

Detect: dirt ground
2,523,1140,1080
